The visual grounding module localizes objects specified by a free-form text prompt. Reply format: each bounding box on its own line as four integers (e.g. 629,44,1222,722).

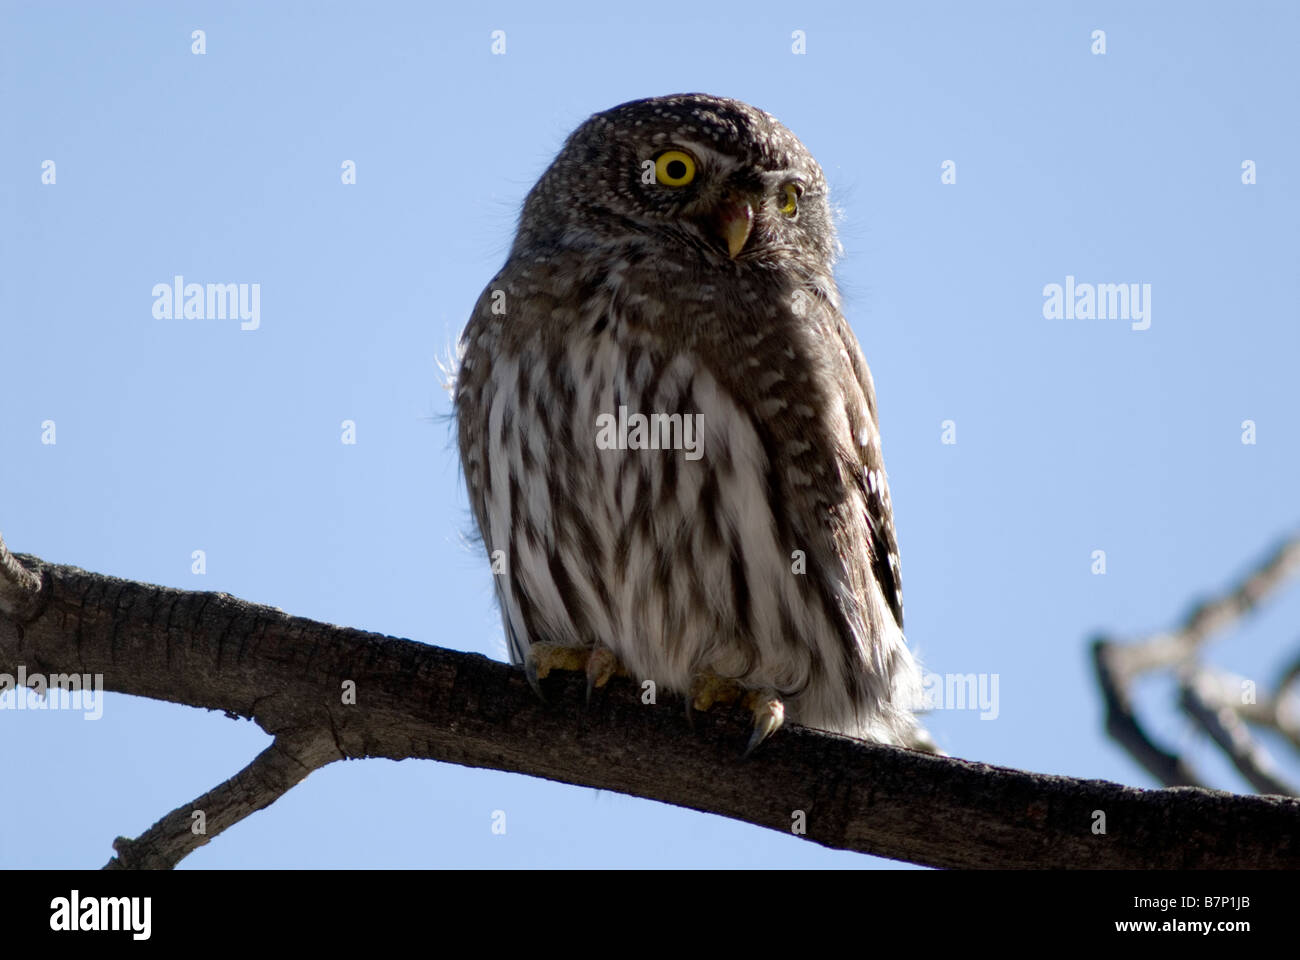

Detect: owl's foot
687,670,748,715
743,690,785,757
524,641,626,705
583,645,622,704
687,672,785,756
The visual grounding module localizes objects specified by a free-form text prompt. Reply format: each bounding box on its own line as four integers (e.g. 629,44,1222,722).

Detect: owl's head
515,93,838,272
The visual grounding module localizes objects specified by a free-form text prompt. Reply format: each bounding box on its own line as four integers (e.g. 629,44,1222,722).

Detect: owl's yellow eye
779,182,800,217
654,150,696,187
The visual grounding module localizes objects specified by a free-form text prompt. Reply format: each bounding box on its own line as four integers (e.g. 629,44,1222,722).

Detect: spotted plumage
455,93,935,751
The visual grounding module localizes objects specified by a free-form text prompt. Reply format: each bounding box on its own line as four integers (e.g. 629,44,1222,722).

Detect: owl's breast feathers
456,253,923,745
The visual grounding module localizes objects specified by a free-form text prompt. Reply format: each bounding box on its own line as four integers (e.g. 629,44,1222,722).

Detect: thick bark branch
3,549,1298,869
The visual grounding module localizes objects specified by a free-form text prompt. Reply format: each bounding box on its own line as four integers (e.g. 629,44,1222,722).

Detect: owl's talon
523,652,546,703
743,691,785,758
585,646,620,706
688,672,782,754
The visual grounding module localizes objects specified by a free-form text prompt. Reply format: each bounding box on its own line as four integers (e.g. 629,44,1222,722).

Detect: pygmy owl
455,93,936,754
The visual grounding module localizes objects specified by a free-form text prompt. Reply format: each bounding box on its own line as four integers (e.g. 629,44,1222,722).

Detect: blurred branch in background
1093,534,1300,796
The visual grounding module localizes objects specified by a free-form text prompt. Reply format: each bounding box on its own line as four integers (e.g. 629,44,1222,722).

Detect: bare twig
1093,533,1300,794
1179,669,1296,796
105,733,340,869
1092,637,1203,788
0,532,43,619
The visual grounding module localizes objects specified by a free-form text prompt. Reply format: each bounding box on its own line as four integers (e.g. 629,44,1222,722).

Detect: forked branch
2,539,1296,869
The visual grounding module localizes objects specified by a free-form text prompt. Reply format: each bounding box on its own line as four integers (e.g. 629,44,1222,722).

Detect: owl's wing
454,281,530,666
828,308,905,631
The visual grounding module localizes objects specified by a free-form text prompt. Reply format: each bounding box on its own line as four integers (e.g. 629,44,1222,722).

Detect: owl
455,93,937,755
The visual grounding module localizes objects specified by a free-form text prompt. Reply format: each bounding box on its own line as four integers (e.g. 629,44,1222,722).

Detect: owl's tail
904,724,945,756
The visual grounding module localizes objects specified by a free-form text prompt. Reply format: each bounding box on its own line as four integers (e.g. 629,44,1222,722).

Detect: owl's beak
711,198,754,258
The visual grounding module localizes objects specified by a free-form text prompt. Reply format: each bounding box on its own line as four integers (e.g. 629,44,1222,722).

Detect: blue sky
2,0,1297,868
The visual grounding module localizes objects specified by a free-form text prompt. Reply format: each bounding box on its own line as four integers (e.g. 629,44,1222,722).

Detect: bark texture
1,548,1296,869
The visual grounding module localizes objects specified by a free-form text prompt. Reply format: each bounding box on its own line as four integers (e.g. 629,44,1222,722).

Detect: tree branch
1093,533,1300,793
105,733,339,869
3,545,1298,869
1091,637,1204,788
1179,669,1297,796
